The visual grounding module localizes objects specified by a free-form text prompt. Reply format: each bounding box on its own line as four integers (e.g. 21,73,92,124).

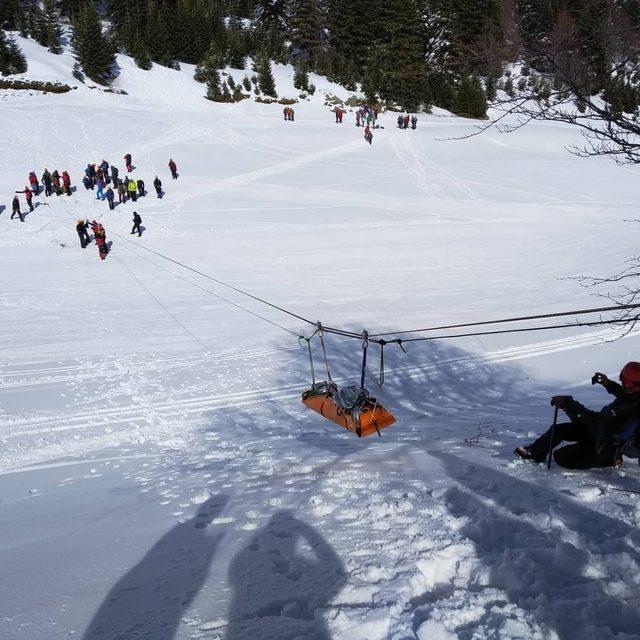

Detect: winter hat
620,362,640,388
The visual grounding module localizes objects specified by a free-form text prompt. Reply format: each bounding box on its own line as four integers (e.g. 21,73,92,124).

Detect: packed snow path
2,38,640,640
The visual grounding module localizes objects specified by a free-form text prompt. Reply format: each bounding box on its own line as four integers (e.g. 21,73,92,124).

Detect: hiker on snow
131,211,142,237
42,169,52,197
397,114,403,129
117,180,126,204
105,187,115,210
153,176,162,198
124,153,133,172
96,177,106,201
169,159,178,179
364,126,373,145
76,219,90,248
92,221,108,260
51,170,62,195
62,171,72,196
111,165,119,186
136,179,145,197
128,178,138,202
515,362,640,469
15,186,34,212
11,195,23,221
411,115,418,130
85,164,96,187
100,160,110,181
28,172,39,194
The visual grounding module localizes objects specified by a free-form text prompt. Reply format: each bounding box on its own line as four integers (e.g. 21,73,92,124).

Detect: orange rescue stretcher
302,381,396,438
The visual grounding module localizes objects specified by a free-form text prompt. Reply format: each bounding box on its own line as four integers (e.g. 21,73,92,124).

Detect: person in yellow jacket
127,177,138,202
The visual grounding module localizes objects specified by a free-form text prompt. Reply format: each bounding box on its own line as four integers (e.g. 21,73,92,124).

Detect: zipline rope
110,231,638,345
117,239,302,339
369,303,640,338
108,230,319,329
400,318,633,342
50,212,638,347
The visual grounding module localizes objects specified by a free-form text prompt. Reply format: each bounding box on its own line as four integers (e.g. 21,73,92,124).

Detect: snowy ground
2,37,640,640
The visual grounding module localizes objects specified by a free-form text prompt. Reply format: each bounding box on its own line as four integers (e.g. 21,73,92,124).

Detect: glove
550,395,572,409
592,372,609,386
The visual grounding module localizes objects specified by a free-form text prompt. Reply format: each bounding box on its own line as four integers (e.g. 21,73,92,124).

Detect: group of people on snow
283,107,295,121
75,218,109,259
355,105,378,128
6,153,175,264
397,114,418,130
11,168,73,220
81,156,175,210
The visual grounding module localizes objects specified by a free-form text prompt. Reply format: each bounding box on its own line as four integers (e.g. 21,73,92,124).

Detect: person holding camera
514,362,640,469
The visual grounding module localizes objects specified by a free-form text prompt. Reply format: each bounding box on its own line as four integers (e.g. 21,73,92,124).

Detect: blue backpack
619,419,640,460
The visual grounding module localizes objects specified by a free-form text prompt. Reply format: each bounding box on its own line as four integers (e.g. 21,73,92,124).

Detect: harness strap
361,331,369,390
318,323,333,383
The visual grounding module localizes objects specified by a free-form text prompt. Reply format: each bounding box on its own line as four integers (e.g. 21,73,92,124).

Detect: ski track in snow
3,37,640,640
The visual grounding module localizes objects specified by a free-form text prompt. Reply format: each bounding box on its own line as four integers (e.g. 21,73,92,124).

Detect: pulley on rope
301,326,397,438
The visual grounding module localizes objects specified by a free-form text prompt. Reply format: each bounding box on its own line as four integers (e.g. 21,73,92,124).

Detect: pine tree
0,29,28,75
293,62,309,91
206,68,222,100
376,0,425,110
453,75,487,118
257,54,277,96
72,2,116,85
485,76,496,102
232,83,244,101
254,0,289,32
199,44,222,99
0,0,22,30
43,0,63,54
576,0,609,90
226,18,247,69
132,31,152,70
289,0,324,64
468,75,488,118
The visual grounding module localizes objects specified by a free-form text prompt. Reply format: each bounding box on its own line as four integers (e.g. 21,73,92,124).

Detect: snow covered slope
2,36,640,640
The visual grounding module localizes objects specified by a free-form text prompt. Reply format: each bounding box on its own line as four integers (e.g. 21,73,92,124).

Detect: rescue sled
302,381,396,438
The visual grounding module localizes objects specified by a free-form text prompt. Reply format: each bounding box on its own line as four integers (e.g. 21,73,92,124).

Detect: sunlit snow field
2,36,640,640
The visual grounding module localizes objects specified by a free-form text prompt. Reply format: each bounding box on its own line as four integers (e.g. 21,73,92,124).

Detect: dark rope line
400,318,633,342
94,228,639,347
369,303,640,338
109,231,318,328
118,241,302,338
114,252,211,351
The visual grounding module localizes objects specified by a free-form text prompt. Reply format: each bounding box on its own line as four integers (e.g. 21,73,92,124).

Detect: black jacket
563,380,640,448
133,213,142,225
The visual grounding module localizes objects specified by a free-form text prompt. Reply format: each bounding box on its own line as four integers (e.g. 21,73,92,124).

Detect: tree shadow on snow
282,335,556,453
81,494,229,640
224,510,346,640
188,333,564,465
424,452,640,640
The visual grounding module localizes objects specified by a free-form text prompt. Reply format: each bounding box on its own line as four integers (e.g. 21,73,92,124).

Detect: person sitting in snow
515,362,640,469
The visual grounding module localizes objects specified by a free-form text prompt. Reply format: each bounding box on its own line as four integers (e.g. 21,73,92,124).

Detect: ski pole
547,406,559,470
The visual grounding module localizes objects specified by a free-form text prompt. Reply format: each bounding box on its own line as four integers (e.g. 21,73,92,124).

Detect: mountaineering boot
514,446,536,461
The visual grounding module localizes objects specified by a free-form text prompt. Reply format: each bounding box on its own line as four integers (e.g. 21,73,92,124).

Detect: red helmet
620,362,640,389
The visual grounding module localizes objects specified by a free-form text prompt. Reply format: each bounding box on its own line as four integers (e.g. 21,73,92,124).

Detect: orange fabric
301,390,396,438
